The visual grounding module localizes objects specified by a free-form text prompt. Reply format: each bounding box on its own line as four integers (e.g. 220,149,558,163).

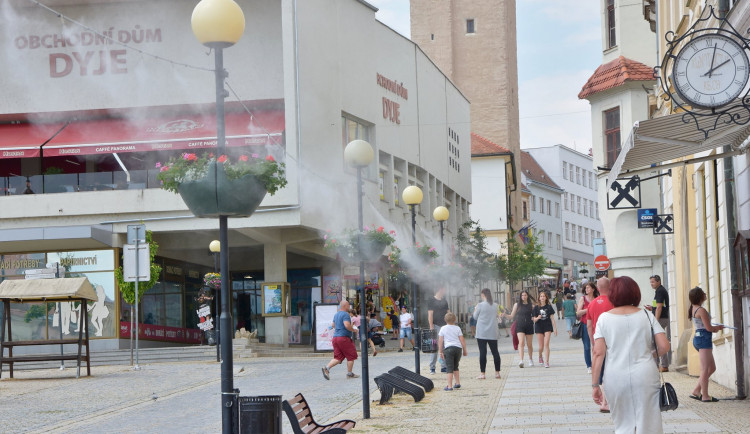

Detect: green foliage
456,220,498,289
156,152,287,194
496,228,547,291
24,303,54,323
115,230,162,305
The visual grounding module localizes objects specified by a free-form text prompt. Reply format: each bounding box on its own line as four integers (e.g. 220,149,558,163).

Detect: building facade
0,0,471,348
525,145,603,280
521,152,564,266
410,0,523,230
470,133,512,255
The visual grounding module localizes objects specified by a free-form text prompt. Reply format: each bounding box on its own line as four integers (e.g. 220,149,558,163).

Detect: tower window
431,34,434,40
607,0,616,48
466,19,475,34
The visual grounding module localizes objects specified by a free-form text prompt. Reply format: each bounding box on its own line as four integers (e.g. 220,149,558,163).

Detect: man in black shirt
649,275,671,372
428,287,449,374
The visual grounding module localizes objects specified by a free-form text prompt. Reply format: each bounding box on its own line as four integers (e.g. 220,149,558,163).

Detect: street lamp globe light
433,206,449,260
402,185,423,206
344,139,374,167
209,240,221,253
191,0,245,48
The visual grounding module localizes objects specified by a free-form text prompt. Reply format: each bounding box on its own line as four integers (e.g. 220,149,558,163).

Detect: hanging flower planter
358,239,388,262
156,152,287,219
324,226,395,263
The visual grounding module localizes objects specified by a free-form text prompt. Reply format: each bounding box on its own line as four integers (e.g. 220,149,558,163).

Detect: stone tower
411,0,522,229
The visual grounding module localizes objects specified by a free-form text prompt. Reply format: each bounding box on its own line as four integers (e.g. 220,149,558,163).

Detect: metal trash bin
418,328,438,353
236,395,282,434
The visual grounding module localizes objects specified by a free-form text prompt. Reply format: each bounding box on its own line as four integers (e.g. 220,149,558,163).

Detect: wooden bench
282,393,356,434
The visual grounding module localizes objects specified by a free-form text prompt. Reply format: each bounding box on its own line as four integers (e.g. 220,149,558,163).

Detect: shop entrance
232,273,265,342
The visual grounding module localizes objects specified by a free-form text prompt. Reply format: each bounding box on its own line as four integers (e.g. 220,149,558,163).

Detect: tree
115,230,162,305
496,228,547,295
456,220,498,290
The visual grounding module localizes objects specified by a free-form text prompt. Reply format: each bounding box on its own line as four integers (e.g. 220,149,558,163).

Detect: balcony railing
2,170,162,195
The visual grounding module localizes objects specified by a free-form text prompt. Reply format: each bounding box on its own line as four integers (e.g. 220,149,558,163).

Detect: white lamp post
192,2,245,432
344,139,373,419
402,185,423,373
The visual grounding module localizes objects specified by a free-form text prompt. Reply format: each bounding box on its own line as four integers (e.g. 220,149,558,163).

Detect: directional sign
594,255,611,271
607,176,641,210
637,208,658,228
653,214,674,235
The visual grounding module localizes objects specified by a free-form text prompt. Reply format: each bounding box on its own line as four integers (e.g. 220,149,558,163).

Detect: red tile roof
578,56,655,99
520,151,561,190
471,133,511,156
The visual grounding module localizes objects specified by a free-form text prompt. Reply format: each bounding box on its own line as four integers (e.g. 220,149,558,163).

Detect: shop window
604,107,621,167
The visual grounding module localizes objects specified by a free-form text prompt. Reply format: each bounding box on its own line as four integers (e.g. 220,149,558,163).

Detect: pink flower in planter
377,226,384,232
239,155,249,162
252,153,259,159
155,162,161,168
160,166,169,172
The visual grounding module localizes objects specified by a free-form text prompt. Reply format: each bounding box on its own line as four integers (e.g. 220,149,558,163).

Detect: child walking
438,312,468,391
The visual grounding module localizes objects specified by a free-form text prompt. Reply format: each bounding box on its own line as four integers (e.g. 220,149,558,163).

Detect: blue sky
369,0,603,153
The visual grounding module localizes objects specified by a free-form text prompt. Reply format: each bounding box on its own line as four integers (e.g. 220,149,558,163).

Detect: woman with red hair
591,276,670,433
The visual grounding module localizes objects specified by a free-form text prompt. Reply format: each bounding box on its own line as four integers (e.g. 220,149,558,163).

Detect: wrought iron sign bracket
638,168,672,183
655,5,750,139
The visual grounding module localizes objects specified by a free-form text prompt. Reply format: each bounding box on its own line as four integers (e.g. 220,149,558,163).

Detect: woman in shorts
532,290,557,367
688,287,724,402
505,290,535,368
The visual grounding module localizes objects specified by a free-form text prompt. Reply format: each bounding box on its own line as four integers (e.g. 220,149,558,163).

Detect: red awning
0,110,284,159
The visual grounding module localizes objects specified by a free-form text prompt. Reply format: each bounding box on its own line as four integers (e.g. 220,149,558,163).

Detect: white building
521,152,563,266
0,0,471,348
525,145,602,279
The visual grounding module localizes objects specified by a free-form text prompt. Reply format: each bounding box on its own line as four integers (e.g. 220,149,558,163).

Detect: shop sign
377,73,408,125
48,250,114,272
196,305,214,331
637,208,658,228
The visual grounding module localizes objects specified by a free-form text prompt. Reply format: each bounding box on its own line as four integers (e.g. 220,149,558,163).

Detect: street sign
607,176,641,209
637,208,658,228
594,255,611,271
123,244,150,281
127,224,146,244
653,214,674,234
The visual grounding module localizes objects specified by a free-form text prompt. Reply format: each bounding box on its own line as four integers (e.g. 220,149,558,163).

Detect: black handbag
646,310,678,411
571,320,584,340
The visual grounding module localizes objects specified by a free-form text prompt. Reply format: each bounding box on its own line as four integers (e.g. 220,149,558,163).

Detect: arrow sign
653,214,674,235
607,176,641,210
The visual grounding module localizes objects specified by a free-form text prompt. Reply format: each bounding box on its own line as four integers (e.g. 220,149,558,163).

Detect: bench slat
291,401,308,414
1,354,82,363
284,393,354,434
2,339,82,346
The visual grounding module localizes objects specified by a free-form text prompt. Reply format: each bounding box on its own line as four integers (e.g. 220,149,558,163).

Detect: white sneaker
587,367,592,374
518,360,524,368
527,360,534,367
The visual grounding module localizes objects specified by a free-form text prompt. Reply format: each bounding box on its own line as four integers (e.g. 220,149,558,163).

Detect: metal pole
439,221,445,264
134,230,140,370
411,205,420,374
214,252,220,362
357,166,370,418
215,47,235,434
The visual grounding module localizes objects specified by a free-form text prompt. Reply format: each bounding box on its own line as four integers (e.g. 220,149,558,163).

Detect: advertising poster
322,275,341,304
313,303,338,352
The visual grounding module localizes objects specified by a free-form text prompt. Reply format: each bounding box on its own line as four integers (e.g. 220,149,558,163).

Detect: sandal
701,396,719,402
689,394,701,400
443,386,453,391
476,374,486,380
322,366,330,380
495,373,501,379
454,384,461,389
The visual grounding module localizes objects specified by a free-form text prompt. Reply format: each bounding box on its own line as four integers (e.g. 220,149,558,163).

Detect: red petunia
265,155,275,162
377,226,384,232
239,155,249,162
186,153,197,161
218,155,228,163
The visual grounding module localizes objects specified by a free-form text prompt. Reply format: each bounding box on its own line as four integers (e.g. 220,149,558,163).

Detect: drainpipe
719,0,746,400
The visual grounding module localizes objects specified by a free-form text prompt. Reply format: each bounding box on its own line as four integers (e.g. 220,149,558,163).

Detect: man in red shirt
588,277,613,413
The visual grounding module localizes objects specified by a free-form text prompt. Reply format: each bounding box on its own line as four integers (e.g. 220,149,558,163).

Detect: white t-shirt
439,324,463,349
399,313,413,329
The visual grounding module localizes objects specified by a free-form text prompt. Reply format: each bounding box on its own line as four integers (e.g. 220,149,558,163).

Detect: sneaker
443,386,453,391
587,367,592,374
346,372,360,379
454,384,461,389
528,360,534,367
518,361,524,368
538,356,543,364
322,366,330,380
430,369,436,375
544,363,550,368
398,348,403,352
440,367,447,373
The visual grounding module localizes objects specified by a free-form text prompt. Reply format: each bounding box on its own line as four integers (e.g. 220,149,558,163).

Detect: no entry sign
594,255,611,271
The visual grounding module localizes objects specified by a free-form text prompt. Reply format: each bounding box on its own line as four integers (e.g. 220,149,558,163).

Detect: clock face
672,34,750,108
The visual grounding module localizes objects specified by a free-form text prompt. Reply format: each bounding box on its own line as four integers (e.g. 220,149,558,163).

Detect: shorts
470,317,477,326
693,329,713,350
400,328,413,339
565,317,576,331
516,321,533,335
534,321,554,334
443,346,462,373
332,336,358,361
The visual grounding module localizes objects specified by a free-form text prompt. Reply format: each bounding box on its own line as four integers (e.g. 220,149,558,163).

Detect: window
523,200,528,220
607,0,616,48
342,115,373,176
582,170,587,187
577,196,582,214
569,164,575,181
566,222,570,241
555,202,560,217
597,231,601,239
547,199,552,216
563,162,568,180
531,195,536,211
578,226,583,243
590,201,595,218
589,172,594,189
604,107,621,167
564,192,569,210
596,207,600,220
584,199,588,217
576,167,581,184
548,232,552,246
572,224,577,242
556,234,561,250
466,19,475,34
585,228,590,246
539,197,544,214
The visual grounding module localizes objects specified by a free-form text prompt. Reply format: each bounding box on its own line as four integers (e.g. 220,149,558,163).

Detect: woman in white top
473,288,501,379
591,276,670,434
688,286,724,402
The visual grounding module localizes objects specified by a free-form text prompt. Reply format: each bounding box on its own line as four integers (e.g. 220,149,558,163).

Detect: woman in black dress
506,290,536,368
533,290,558,368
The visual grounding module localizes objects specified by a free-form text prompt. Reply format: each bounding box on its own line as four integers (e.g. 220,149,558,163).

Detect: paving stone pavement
2,319,749,433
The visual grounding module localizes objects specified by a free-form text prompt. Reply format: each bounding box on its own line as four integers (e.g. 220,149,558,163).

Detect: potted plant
324,226,396,262
156,152,287,218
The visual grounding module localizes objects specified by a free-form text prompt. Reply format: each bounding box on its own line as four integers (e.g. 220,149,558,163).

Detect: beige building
411,0,522,230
